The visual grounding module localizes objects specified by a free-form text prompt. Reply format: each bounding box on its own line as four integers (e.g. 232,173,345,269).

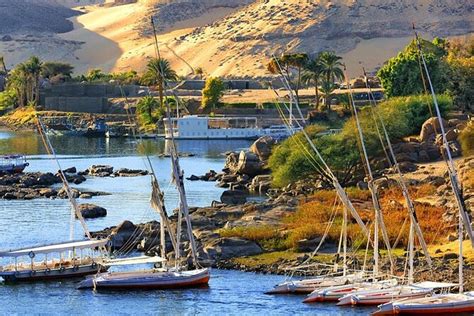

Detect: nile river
0,131,373,315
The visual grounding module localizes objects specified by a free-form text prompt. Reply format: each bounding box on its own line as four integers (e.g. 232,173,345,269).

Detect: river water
0,131,374,315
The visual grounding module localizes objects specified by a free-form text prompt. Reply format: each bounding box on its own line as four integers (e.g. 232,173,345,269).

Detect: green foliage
0,89,17,110
136,96,164,130
377,38,449,97
201,77,225,109
41,62,74,79
459,123,474,156
268,94,452,187
83,68,108,82
446,37,474,111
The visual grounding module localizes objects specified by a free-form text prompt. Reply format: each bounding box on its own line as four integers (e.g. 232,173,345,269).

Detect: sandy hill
0,0,472,77
0,0,78,35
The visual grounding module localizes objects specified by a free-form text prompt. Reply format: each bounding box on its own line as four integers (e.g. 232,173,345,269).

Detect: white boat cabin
164,115,262,140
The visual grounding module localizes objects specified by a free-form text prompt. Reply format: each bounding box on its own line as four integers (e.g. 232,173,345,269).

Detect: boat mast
413,29,474,248
344,68,394,275
413,27,472,292
151,17,199,268
362,69,433,281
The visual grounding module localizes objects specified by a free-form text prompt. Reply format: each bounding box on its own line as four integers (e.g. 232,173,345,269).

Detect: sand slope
0,0,473,76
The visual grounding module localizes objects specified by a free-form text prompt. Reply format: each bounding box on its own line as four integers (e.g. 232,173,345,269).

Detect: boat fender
91,262,97,269
73,265,79,272
59,267,66,273
28,251,35,259
45,268,51,274
30,270,37,276
394,306,400,314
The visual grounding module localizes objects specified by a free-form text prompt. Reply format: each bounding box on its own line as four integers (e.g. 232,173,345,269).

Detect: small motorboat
265,272,365,295
77,266,210,290
303,279,398,303
337,281,454,306
0,155,29,174
372,291,474,315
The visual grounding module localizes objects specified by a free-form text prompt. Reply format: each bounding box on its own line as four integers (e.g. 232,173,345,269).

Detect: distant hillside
0,0,472,76
0,0,79,35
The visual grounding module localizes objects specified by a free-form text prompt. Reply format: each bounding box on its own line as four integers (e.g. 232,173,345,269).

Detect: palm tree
318,51,344,110
286,53,308,104
267,53,308,104
143,57,178,107
302,55,324,108
7,67,27,107
23,56,42,106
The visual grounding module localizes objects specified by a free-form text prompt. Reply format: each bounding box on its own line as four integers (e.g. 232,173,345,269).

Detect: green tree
377,38,449,97
302,55,324,108
84,68,107,82
0,89,17,110
142,58,178,107
41,62,74,79
136,96,164,129
201,77,225,110
318,51,344,111
446,37,474,112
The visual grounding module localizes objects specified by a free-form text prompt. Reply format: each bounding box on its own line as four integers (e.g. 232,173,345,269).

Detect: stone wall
179,80,263,90
44,97,108,113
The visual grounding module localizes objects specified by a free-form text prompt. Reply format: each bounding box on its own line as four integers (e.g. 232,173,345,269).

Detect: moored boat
303,278,398,303
0,155,29,173
77,267,210,290
0,240,108,283
372,292,474,315
265,272,365,294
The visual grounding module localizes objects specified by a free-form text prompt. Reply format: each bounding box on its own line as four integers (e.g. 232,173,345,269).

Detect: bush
201,77,225,109
459,123,474,156
268,94,452,187
0,89,17,111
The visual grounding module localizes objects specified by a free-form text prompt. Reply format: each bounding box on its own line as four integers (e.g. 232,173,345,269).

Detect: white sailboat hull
372,292,474,315
265,272,364,294
337,285,432,306
77,268,210,290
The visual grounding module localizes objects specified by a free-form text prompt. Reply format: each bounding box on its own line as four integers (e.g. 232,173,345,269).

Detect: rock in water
235,151,263,176
88,165,114,177
220,190,247,205
78,203,107,219
249,136,276,161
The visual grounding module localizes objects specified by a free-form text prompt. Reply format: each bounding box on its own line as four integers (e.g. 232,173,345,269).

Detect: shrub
201,77,225,109
0,89,17,111
268,94,452,187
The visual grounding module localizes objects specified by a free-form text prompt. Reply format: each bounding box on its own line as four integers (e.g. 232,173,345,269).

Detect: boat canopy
413,281,459,289
0,239,108,257
103,256,165,267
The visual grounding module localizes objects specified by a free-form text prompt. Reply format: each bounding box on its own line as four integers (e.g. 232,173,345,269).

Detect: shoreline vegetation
0,33,473,291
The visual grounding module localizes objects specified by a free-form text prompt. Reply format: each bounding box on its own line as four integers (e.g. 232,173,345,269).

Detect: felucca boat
0,118,108,282
77,17,210,290
372,28,474,315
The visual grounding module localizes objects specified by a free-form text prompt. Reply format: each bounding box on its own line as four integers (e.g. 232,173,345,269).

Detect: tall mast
413,29,474,248
344,67,394,275
151,17,199,268
362,69,432,279
413,28,472,292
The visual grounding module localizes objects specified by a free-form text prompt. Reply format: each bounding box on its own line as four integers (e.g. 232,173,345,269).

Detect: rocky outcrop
202,237,263,260
249,136,276,161
78,203,107,219
83,165,148,177
220,190,247,205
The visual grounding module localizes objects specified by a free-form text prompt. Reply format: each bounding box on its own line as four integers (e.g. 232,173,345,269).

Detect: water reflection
0,131,253,159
